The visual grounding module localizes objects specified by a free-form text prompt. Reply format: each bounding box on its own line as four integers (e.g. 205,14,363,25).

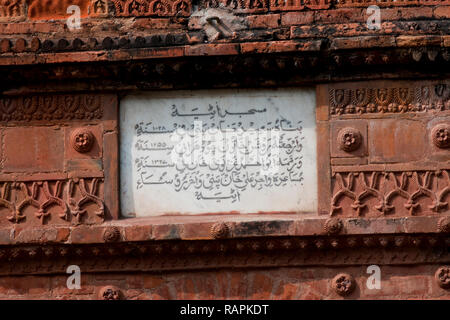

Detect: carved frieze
335,0,449,7
0,0,25,20
203,0,330,11
330,170,450,217
0,94,104,122
4,0,446,24
329,83,450,116
0,178,105,225
0,233,448,276
112,0,192,17
318,80,450,217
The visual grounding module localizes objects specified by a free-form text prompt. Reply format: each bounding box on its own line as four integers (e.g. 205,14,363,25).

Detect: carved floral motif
437,216,450,233
331,170,450,217
324,218,343,235
90,0,108,14
204,0,330,10
71,128,95,153
336,0,447,7
99,286,122,300
432,124,450,149
112,0,191,16
0,0,24,18
0,178,104,225
338,127,362,152
103,227,121,242
5,0,444,22
435,266,450,289
210,222,230,239
0,95,103,122
331,273,355,296
329,84,450,116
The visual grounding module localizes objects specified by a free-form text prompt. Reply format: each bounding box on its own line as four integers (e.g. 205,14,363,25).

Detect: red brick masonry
0,0,449,299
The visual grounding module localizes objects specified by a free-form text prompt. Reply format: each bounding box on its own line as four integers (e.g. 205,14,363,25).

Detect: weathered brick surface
0,3,447,63
0,265,446,299
331,36,397,50
434,5,450,18
3,127,64,172
248,14,280,28
281,12,314,26
27,0,91,20
240,40,322,54
185,43,240,56
0,0,448,301
397,35,443,47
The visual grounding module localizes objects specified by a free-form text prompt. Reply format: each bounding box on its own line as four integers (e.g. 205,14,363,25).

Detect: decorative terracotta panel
0,0,25,21
27,0,92,20
202,0,330,12
335,0,449,7
0,93,118,226
317,80,450,218
112,0,192,17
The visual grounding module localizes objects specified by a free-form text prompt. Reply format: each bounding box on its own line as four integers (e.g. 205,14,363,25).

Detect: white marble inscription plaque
120,89,317,217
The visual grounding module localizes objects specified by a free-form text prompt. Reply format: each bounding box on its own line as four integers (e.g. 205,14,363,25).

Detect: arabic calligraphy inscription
120,89,317,216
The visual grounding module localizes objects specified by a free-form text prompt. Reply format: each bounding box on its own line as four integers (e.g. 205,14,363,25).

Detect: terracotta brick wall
0,265,449,300
0,0,448,300
0,1,448,63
